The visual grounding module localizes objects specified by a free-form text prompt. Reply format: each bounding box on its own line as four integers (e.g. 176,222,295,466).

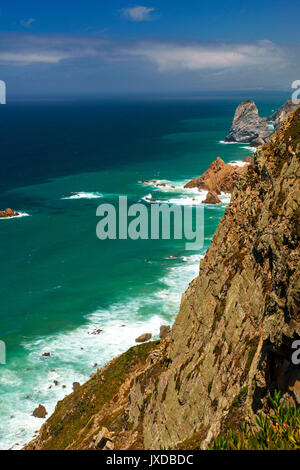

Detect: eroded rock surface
225,100,271,143
268,98,299,131
184,156,247,194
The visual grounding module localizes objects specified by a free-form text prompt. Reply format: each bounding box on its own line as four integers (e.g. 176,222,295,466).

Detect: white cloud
122,6,155,22
125,40,284,71
0,52,69,65
20,18,36,29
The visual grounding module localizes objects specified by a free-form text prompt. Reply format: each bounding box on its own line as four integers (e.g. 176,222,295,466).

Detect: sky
0,0,299,96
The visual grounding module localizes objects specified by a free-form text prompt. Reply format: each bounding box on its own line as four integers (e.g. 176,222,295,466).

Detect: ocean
0,91,289,449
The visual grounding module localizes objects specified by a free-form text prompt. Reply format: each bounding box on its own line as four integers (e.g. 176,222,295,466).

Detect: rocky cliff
225,100,271,144
268,98,299,131
25,108,300,451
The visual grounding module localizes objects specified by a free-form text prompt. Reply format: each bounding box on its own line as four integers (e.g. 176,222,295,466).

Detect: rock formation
202,190,221,204
24,108,300,451
32,405,47,419
225,99,299,145
268,98,299,131
225,100,271,143
184,156,247,194
0,208,19,218
135,333,152,343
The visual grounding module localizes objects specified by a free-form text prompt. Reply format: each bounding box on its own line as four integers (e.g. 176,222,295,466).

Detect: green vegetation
210,391,300,450
39,340,160,450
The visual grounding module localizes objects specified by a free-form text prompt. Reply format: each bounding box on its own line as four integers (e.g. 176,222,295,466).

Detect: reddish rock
135,333,152,343
202,191,221,204
0,208,19,218
184,157,247,194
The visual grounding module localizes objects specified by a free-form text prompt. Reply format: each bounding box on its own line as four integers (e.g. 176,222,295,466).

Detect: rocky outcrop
268,98,299,131
184,156,247,194
225,100,271,143
160,325,171,339
25,109,300,451
202,190,221,204
32,405,47,419
135,333,152,343
0,208,19,218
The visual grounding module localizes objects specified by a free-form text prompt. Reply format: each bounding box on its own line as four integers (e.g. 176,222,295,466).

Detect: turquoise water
0,92,288,449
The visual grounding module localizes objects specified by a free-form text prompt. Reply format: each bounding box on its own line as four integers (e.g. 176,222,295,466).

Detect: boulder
160,325,170,339
184,157,247,194
32,405,47,419
202,191,221,204
0,208,19,218
42,352,50,357
72,382,80,391
135,333,152,343
225,100,271,143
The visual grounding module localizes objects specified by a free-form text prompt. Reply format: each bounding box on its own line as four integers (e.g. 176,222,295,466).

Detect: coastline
17,153,253,451
0,96,274,450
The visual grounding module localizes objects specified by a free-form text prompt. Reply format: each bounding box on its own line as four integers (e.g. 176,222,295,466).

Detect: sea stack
225,100,271,143
184,156,248,194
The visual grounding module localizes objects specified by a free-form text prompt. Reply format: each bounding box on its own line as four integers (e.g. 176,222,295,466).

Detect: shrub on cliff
211,391,300,450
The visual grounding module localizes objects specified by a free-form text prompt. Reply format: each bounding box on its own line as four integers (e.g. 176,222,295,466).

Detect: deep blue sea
0,91,288,449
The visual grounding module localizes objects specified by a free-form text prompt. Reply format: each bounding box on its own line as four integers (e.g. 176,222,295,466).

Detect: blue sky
0,0,299,95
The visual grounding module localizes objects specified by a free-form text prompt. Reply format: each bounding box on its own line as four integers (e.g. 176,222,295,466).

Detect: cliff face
143,108,299,449
268,98,299,131
25,109,300,451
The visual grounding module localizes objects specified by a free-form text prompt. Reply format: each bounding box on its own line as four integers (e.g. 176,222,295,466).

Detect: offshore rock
32,405,47,419
184,157,247,194
225,100,271,143
0,208,19,218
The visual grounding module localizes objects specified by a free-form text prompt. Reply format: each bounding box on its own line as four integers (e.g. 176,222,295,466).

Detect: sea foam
62,192,103,200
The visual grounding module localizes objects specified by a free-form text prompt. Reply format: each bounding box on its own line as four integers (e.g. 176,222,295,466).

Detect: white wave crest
62,192,103,200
